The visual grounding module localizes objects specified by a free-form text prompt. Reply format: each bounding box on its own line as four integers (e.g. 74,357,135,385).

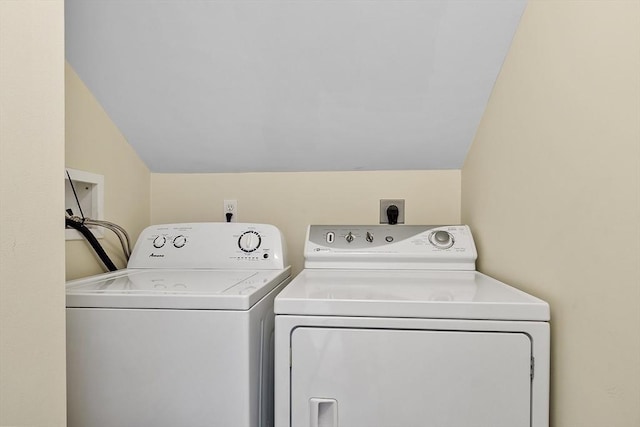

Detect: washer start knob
238,231,262,253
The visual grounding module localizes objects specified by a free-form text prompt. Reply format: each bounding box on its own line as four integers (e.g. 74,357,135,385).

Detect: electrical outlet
379,199,405,224
224,199,237,222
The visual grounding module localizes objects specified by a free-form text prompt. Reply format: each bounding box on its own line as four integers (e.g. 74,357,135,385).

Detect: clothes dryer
66,222,291,427
274,225,549,427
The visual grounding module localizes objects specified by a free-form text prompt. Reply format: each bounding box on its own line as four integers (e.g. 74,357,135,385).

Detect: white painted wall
0,1,66,425
65,0,526,173
462,1,640,425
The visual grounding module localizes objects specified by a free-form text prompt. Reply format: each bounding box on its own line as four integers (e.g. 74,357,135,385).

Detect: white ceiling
65,0,526,173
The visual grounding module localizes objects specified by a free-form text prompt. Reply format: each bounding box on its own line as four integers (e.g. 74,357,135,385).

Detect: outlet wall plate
379,199,405,224
223,199,237,222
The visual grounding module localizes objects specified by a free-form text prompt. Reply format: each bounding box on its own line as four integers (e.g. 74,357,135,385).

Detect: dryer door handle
309,398,338,427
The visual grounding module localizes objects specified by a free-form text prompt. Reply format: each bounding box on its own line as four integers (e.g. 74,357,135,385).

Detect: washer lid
274,269,549,321
66,267,291,310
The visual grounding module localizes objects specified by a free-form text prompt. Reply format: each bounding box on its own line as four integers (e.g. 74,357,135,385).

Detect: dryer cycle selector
238,231,262,252
429,230,454,249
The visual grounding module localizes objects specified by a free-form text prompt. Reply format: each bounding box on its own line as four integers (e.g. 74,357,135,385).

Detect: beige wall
462,1,640,426
151,171,460,273
65,64,151,280
0,1,67,425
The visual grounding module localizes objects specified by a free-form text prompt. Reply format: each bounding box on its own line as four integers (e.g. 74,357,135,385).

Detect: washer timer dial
238,231,262,253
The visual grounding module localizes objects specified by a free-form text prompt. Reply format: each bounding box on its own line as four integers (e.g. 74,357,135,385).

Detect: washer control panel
305,225,477,270
128,223,287,269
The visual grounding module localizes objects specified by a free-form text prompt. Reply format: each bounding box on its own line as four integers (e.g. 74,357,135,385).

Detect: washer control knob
153,236,166,248
429,230,454,249
345,232,354,243
238,231,261,252
173,235,187,248
366,231,374,243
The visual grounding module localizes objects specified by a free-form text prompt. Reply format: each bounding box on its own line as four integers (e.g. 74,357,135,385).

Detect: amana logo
149,253,165,258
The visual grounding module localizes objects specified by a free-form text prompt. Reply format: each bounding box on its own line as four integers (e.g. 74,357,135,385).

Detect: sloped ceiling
65,0,526,173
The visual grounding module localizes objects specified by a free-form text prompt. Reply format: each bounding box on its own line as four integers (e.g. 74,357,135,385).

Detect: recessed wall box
65,168,104,240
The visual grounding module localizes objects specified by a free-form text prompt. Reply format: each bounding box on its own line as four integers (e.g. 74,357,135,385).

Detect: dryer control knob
326,232,335,244
345,232,354,243
429,230,454,249
238,231,262,253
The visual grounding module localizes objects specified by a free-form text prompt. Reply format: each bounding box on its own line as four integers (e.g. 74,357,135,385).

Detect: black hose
66,218,118,272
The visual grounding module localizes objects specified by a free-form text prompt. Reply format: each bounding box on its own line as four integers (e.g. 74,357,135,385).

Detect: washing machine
274,225,550,427
66,222,291,427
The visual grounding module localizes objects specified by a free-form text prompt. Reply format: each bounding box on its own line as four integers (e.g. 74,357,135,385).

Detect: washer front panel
67,308,252,427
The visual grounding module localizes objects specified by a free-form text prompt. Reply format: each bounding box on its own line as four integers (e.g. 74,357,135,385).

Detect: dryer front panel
290,327,532,427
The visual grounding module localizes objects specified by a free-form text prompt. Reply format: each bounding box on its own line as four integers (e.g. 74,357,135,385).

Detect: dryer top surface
274,269,549,321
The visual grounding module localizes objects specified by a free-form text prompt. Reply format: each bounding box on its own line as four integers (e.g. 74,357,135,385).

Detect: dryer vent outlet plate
379,199,405,224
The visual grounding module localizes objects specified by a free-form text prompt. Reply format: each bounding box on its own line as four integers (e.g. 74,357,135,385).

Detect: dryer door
291,327,532,427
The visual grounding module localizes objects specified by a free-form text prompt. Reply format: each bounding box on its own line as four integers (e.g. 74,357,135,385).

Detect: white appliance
66,222,291,427
274,225,550,427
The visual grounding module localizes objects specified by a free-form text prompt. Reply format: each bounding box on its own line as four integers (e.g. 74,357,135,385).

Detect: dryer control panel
128,223,287,270
305,225,477,270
